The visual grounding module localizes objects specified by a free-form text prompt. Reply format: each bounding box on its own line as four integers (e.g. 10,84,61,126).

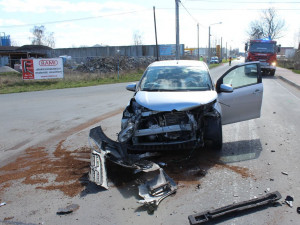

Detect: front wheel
204,116,223,151
212,119,223,151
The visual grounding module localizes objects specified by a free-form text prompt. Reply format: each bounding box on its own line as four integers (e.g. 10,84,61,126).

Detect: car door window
223,64,258,89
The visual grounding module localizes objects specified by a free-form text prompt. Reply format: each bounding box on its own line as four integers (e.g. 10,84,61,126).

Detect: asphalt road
0,61,300,225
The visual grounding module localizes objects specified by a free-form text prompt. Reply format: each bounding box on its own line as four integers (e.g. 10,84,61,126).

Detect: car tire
204,116,223,151
212,118,223,151
270,70,275,76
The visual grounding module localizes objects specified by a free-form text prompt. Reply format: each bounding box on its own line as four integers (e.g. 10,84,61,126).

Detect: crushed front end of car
118,97,221,151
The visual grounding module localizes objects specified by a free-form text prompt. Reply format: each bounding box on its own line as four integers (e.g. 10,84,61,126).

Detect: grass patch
208,63,220,69
0,69,144,94
292,69,300,74
0,71,21,76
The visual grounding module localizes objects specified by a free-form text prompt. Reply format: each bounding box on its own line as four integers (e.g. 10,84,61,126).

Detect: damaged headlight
118,122,134,142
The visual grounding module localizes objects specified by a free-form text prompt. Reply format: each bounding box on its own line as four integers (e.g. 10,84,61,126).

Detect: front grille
252,54,269,61
164,112,188,126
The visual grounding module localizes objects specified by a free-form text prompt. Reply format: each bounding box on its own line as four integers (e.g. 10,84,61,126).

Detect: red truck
245,38,281,76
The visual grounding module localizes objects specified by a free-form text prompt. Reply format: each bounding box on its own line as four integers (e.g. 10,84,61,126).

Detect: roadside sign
21,58,64,80
159,44,184,56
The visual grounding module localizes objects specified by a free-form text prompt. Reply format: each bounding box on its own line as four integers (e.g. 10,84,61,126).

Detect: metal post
197,23,199,60
226,42,227,60
117,55,119,80
175,0,180,60
116,49,120,79
208,22,222,63
221,37,222,62
208,26,211,63
153,6,159,61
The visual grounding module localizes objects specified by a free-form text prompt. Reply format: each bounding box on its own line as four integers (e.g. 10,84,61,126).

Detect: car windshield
249,42,276,53
139,66,212,91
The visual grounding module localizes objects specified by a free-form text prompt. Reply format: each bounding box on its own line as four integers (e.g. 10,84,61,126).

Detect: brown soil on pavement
0,141,90,198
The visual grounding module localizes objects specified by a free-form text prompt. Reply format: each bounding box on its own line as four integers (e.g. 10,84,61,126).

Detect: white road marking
274,79,300,101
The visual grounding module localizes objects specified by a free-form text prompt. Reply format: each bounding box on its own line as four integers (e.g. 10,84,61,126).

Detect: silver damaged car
118,60,263,151
88,60,263,206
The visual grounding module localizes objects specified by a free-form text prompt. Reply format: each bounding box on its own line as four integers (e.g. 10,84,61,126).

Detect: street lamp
208,22,222,63
197,23,199,60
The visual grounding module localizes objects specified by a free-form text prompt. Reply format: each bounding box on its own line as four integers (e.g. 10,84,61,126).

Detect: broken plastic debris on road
88,126,177,210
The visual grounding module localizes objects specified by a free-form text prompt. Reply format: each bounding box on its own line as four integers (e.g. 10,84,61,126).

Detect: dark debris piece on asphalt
57,204,80,215
285,196,294,208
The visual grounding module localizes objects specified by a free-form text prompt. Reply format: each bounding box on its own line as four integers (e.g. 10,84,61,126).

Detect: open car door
216,62,263,125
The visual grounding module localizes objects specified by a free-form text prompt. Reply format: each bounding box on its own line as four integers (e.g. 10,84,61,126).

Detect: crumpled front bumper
88,126,177,209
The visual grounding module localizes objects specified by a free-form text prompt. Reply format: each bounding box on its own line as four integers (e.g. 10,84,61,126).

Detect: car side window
223,64,258,89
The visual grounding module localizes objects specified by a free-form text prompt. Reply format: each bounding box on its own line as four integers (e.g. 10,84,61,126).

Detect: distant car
210,56,219,64
115,60,263,151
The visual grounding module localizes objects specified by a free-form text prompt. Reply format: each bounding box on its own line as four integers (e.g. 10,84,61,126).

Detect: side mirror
220,84,233,93
245,43,248,52
126,83,136,92
277,44,281,53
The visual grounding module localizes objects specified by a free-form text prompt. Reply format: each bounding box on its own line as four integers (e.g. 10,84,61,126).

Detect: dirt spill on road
0,141,90,197
0,142,254,199
214,163,255,179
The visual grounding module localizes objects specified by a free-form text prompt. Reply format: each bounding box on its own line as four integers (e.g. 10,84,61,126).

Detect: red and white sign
21,58,64,80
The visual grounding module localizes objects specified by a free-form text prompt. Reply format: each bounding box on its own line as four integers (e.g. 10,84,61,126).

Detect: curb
277,75,300,90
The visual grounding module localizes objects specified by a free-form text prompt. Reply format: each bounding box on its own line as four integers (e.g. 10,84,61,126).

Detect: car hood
135,90,217,111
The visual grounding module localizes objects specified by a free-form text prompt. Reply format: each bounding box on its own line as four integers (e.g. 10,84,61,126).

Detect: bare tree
133,30,143,45
248,8,285,40
30,25,55,48
294,27,300,48
10,38,19,47
43,32,55,48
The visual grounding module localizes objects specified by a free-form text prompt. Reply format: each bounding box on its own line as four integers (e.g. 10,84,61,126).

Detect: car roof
148,60,208,68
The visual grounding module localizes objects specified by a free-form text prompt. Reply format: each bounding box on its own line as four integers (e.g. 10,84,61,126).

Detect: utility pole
208,26,211,63
175,0,180,60
226,42,227,60
208,22,222,64
221,37,222,61
153,6,159,61
197,23,199,60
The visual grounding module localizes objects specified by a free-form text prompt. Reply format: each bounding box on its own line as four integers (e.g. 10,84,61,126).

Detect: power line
186,0,300,3
179,1,206,28
0,9,151,28
158,7,300,11
180,1,198,23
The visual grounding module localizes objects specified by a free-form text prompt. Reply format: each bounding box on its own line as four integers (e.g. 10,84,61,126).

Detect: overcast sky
0,0,299,51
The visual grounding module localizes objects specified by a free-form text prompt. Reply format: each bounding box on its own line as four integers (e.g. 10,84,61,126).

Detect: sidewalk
275,67,300,90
